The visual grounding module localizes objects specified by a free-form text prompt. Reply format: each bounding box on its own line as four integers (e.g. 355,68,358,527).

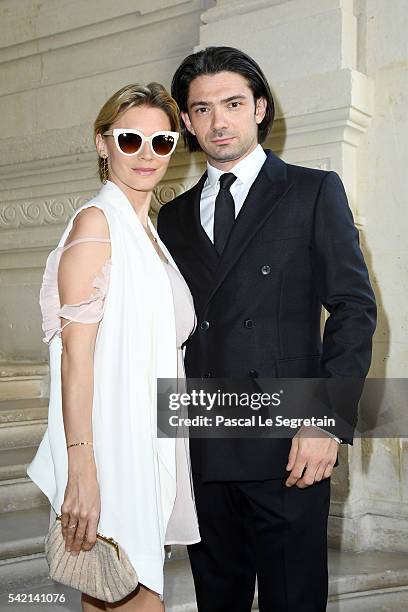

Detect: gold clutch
44,514,139,603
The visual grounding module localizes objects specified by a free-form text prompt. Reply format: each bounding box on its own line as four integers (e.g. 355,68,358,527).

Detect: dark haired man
158,47,376,612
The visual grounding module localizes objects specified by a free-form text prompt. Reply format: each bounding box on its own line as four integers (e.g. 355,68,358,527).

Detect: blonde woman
27,83,200,611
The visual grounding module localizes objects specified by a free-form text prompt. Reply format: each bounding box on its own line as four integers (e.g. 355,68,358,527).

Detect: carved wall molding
0,0,203,65
0,139,365,235
202,0,351,26
0,195,90,230
150,180,202,218
0,180,202,232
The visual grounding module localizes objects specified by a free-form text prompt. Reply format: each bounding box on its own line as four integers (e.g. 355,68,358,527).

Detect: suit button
200,320,210,330
249,369,259,378
261,265,271,275
244,319,254,329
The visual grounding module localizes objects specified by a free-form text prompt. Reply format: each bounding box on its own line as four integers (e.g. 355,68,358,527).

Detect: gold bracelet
67,441,93,449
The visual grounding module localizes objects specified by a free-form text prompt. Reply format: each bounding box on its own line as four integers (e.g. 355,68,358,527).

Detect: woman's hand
61,450,101,556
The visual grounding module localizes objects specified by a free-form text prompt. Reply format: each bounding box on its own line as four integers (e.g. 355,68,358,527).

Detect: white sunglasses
103,128,179,157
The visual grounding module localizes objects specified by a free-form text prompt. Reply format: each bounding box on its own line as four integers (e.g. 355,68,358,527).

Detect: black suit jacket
158,149,377,480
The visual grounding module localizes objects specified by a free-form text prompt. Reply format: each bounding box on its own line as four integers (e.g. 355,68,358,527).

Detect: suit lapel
178,171,220,273
202,149,295,311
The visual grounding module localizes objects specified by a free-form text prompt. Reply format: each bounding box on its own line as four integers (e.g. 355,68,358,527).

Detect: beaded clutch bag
44,514,139,603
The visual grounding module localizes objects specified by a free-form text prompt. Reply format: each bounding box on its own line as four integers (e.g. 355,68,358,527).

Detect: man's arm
286,171,377,487
311,170,377,442
311,170,377,379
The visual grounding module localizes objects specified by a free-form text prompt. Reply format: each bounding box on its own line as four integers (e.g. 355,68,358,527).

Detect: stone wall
0,0,209,360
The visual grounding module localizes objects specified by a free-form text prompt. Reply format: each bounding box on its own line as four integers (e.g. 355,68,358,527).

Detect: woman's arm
57,206,111,555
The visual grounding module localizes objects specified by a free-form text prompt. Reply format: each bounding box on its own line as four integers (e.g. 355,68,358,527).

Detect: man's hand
285,425,340,488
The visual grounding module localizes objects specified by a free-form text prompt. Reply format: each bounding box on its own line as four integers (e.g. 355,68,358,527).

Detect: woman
27,83,200,611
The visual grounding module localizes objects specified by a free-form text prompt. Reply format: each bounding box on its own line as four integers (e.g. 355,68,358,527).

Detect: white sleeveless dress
26,180,200,598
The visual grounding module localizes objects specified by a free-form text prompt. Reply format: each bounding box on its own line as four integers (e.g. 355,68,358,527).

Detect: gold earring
101,155,109,184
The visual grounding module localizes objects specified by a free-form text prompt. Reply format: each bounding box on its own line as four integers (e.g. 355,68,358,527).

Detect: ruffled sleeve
58,257,111,325
39,238,111,344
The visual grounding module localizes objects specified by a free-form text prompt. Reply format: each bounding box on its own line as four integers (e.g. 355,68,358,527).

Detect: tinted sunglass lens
152,134,175,156
117,132,142,154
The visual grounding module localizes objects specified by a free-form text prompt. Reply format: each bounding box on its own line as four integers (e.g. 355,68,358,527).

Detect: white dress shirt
199,145,342,445
200,144,266,242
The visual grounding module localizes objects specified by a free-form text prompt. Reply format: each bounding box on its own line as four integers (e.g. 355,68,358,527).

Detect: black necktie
213,172,237,255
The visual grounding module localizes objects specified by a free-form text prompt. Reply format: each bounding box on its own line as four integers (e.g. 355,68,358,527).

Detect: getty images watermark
167,388,336,430
156,378,353,439
157,377,408,439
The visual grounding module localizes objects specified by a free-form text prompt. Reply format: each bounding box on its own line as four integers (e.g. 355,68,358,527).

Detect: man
158,47,376,612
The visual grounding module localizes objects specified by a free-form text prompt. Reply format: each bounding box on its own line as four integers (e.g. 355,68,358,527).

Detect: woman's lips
132,168,157,176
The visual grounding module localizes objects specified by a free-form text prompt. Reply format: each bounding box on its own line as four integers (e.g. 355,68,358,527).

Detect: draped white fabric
27,180,197,596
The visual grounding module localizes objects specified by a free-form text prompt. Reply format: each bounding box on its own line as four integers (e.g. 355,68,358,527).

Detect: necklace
144,227,157,243
143,226,168,263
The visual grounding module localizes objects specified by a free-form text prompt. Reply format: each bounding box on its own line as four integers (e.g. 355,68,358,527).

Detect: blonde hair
94,83,180,182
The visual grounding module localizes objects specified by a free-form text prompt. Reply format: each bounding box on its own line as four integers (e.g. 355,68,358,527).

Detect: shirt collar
206,144,267,189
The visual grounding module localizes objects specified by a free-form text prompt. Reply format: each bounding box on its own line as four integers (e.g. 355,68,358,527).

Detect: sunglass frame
103,128,179,157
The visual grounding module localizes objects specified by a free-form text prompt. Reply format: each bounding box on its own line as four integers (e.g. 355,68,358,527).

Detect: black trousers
188,474,331,612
